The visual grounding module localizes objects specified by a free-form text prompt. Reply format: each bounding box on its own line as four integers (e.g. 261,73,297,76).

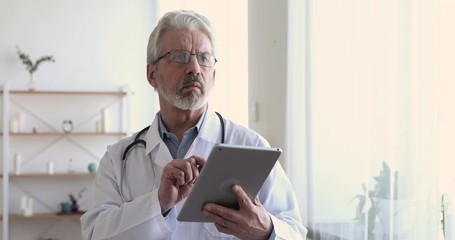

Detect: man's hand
202,185,273,240
158,155,205,214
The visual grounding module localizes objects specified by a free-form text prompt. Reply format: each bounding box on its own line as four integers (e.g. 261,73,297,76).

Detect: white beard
156,75,211,110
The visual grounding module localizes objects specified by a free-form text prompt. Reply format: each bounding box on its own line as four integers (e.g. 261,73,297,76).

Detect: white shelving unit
1,84,130,240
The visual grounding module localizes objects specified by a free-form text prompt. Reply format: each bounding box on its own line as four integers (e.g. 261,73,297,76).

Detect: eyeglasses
153,49,217,67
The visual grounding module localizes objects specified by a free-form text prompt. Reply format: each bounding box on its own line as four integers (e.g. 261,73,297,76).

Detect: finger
162,165,175,181
170,160,193,184
188,157,199,184
181,160,194,184
202,205,237,228
190,155,206,171
167,157,205,186
252,196,262,206
203,205,248,238
183,157,206,184
169,168,186,186
214,222,236,236
232,185,254,209
187,155,206,184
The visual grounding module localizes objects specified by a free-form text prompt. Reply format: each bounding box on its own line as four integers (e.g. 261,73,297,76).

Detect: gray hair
146,10,215,64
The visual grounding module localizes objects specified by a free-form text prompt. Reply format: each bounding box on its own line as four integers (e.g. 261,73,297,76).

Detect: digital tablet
177,143,281,222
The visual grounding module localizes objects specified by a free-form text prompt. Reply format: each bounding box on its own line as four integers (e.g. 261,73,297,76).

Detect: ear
146,64,158,88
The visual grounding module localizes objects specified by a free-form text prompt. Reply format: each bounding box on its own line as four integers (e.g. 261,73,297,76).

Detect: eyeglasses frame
152,49,218,67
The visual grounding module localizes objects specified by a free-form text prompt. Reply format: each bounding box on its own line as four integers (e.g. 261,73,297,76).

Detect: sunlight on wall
156,1,249,126
438,0,455,197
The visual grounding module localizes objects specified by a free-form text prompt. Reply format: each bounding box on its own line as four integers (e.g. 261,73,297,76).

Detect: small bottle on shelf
101,108,110,133
9,117,19,133
47,161,54,175
14,152,22,175
24,198,34,217
20,196,27,215
21,196,34,217
68,158,76,173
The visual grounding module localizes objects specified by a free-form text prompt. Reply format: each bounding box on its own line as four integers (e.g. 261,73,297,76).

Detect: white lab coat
81,110,307,239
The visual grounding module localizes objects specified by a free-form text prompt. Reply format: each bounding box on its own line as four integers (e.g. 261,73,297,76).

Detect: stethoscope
119,112,225,202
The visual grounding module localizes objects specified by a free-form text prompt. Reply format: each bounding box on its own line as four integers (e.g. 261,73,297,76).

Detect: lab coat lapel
186,138,214,159
197,109,224,144
186,110,225,158
144,115,173,167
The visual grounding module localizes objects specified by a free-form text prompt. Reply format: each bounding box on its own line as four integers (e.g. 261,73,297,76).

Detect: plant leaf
16,46,55,75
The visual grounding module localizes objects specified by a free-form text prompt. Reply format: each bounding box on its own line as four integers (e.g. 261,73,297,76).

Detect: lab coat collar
144,114,161,155
196,106,224,145
144,118,173,167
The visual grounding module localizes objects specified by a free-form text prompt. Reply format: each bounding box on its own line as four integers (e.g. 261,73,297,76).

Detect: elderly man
81,10,307,240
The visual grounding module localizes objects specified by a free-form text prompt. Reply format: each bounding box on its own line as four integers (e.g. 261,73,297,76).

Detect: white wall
0,0,157,131
0,1,157,239
248,0,288,167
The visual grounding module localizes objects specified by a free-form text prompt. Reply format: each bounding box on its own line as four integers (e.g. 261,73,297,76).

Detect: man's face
147,28,216,111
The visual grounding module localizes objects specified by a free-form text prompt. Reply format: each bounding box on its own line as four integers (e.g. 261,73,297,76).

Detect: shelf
0,89,127,96
1,86,128,239
1,172,95,178
1,132,128,136
1,212,85,221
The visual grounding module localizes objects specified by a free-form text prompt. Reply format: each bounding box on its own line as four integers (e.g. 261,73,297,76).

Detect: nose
185,54,202,75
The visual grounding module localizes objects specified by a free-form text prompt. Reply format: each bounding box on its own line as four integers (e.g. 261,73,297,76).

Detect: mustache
176,75,205,93
181,75,203,85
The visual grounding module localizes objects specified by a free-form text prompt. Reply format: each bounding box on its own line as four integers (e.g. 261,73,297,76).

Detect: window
287,0,455,239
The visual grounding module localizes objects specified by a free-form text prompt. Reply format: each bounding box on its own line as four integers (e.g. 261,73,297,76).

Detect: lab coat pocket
203,223,236,239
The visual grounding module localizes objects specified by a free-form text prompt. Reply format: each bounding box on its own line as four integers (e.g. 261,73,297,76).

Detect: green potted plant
16,46,55,90
355,161,398,237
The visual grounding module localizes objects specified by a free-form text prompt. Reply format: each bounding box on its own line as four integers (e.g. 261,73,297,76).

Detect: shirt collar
157,105,208,140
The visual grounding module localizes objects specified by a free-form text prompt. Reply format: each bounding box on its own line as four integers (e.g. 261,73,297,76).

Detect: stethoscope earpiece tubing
122,126,150,161
215,111,225,144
